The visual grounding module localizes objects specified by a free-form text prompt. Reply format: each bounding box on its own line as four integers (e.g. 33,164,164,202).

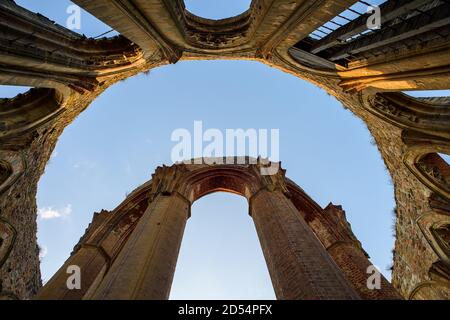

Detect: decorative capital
250,159,288,195
148,163,189,201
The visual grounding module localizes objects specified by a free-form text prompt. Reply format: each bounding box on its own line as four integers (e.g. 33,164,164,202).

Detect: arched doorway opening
170,192,275,300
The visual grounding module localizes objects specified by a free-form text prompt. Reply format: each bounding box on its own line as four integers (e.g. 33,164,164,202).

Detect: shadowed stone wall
1,0,449,299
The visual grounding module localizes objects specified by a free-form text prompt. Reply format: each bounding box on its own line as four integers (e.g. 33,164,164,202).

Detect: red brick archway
36,158,401,300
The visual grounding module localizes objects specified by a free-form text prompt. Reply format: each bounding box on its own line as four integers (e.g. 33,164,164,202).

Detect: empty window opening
170,192,275,300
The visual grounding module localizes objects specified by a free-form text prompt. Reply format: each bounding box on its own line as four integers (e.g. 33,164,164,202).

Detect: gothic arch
0,0,450,299
35,158,401,300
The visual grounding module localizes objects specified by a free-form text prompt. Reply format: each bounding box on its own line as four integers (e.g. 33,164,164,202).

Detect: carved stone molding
417,210,450,268
0,151,26,196
249,160,286,189
0,218,16,269
0,161,11,191
0,0,146,90
71,210,112,255
429,193,450,213
365,93,450,139
0,89,65,141
73,186,152,263
417,154,450,196
409,280,450,300
430,261,450,285
0,291,19,300
2,0,450,300
161,0,253,50
432,226,450,262
402,132,450,200
36,158,405,299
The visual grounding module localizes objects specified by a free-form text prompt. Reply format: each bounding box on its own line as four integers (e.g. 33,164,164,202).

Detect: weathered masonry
36,158,401,300
0,0,449,299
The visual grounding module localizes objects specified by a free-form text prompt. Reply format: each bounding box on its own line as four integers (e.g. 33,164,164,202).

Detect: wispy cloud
73,160,96,170
39,246,48,259
38,204,72,220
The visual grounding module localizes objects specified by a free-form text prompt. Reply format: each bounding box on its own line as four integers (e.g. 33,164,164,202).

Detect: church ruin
0,0,449,299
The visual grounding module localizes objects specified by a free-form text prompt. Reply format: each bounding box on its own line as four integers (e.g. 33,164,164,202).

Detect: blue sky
1,0,449,300
185,0,252,19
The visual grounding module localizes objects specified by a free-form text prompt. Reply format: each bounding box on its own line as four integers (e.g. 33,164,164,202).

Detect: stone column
327,242,402,299
250,189,360,300
322,204,402,300
90,192,190,300
35,245,109,300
